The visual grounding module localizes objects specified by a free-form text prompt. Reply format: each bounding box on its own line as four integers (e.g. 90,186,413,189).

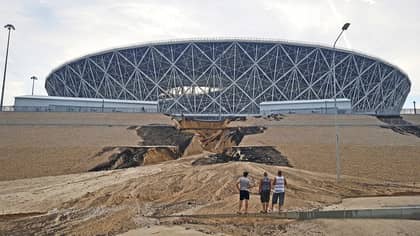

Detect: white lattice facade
45,39,410,115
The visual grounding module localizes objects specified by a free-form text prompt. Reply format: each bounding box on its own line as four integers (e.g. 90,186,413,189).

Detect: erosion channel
89,117,291,171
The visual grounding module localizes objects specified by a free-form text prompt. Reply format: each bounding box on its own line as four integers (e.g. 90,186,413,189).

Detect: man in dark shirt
259,172,271,213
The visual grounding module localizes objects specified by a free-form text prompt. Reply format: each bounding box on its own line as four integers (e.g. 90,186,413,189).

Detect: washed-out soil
89,146,178,171
377,116,420,138
136,125,194,153
263,114,285,121
225,127,257,146
192,146,291,167
90,120,289,171
198,126,266,149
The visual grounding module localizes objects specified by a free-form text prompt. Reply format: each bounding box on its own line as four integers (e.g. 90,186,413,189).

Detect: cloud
344,0,377,4
2,79,25,107
359,0,377,4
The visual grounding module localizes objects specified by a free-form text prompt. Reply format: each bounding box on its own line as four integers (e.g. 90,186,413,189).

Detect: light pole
0,24,15,111
30,76,38,96
414,101,417,115
332,22,350,182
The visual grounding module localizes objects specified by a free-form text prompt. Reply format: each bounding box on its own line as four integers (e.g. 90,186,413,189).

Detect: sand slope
238,115,420,181
0,113,173,180
1,113,419,181
1,113,420,235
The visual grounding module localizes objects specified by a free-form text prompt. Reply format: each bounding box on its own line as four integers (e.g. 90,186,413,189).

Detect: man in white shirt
270,170,287,213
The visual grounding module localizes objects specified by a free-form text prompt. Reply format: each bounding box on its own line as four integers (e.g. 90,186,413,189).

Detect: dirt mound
193,146,291,166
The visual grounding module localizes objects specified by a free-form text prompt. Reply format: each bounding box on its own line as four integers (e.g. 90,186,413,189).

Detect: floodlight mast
0,24,16,111
333,22,350,182
30,76,38,96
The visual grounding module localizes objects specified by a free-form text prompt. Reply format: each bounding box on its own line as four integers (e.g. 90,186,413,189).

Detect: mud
377,116,420,138
192,146,291,167
90,118,286,171
89,146,178,171
89,124,195,171
263,113,285,121
134,120,266,156
193,126,266,153
136,125,194,154
175,118,266,153
177,119,287,167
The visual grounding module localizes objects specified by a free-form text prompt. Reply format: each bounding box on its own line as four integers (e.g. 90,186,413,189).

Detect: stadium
45,39,411,115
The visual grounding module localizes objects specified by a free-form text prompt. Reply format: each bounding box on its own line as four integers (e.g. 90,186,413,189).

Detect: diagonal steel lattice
45,39,411,115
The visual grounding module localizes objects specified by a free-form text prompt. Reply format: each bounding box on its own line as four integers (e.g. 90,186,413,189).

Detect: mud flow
89,117,290,171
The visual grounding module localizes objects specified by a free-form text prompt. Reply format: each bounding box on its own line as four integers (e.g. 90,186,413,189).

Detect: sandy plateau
0,112,420,235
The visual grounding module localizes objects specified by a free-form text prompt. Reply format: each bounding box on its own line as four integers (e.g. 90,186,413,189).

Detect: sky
0,0,419,108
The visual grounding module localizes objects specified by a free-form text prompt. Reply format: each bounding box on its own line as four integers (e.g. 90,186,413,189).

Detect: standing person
270,170,287,213
259,172,271,213
236,171,250,214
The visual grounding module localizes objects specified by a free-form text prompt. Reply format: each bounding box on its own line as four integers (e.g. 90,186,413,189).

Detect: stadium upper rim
45,37,410,84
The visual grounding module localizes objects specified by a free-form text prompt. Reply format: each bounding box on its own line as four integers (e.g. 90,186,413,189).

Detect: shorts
260,190,270,203
272,192,285,205
239,190,250,200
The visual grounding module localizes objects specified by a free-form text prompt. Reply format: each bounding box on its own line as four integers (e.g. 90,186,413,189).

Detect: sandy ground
118,219,420,236
239,115,420,182
0,112,173,180
119,225,226,236
322,195,420,210
1,112,419,181
0,112,173,126
0,112,419,183
1,112,420,235
1,156,420,235
403,114,420,125
0,125,140,180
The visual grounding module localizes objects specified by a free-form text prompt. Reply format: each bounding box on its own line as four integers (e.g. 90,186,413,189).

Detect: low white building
14,95,158,113
260,98,352,115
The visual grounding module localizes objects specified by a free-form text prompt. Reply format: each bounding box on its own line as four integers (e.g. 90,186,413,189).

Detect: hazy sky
0,0,419,108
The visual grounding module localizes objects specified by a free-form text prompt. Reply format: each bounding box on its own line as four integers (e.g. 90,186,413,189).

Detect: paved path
155,206,420,220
